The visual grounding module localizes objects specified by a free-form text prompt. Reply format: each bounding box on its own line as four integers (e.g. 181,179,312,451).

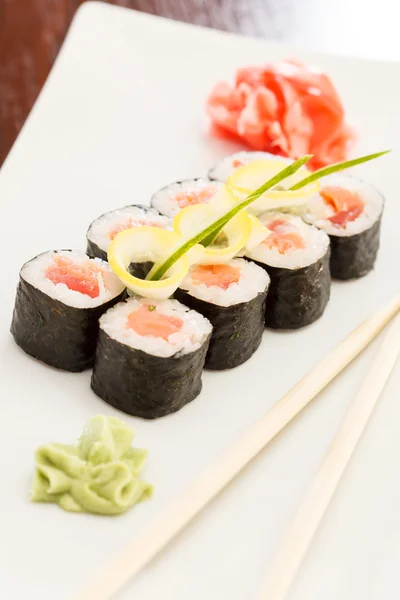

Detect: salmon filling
108,218,163,241
263,219,306,253
45,256,105,299
172,186,218,209
191,264,241,290
126,305,183,341
320,186,364,227
232,159,244,169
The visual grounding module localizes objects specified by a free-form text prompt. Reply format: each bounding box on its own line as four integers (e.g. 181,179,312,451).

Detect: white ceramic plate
1,4,399,599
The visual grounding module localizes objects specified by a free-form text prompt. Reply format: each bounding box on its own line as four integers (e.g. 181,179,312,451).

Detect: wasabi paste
31,415,152,515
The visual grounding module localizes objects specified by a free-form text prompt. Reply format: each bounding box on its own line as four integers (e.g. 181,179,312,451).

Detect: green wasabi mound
31,415,152,515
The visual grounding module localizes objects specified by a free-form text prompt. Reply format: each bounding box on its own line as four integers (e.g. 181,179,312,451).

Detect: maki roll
151,178,222,217
246,213,330,329
86,205,171,262
11,250,126,371
175,259,269,370
91,298,212,419
302,174,384,279
208,151,290,182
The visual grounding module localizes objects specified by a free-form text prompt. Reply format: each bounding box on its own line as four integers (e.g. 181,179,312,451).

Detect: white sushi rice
99,297,212,358
302,174,384,237
208,151,291,182
246,212,330,269
180,258,269,307
87,205,170,254
21,250,125,309
150,178,223,217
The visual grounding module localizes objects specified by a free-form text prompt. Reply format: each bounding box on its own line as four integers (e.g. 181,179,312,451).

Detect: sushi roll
11,250,125,371
208,151,290,182
150,178,222,217
302,174,384,279
245,212,330,329
174,259,269,370
91,298,212,419
86,205,171,262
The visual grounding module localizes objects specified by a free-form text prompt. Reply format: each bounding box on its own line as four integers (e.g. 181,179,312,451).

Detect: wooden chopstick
258,311,400,600
73,295,400,600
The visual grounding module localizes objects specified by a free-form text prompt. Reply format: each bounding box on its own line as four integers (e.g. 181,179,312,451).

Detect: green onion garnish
148,155,312,281
290,150,390,190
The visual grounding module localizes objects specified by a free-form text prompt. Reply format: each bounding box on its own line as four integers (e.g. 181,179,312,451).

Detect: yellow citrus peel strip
108,227,204,300
148,156,312,281
108,156,312,298
228,159,320,215
173,187,253,264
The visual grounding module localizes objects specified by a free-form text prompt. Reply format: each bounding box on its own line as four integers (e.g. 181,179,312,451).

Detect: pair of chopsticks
74,295,400,600
258,302,400,599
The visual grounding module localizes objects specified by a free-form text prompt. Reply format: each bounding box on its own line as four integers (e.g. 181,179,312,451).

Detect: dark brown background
0,0,396,165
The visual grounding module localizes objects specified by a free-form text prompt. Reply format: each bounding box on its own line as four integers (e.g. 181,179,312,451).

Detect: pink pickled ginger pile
206,60,354,170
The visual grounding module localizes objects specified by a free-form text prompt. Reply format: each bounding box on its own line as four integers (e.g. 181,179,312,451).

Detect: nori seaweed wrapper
128,261,153,280
86,238,107,262
174,288,268,370
249,248,331,330
91,328,211,419
10,277,125,372
328,215,382,280
123,263,154,299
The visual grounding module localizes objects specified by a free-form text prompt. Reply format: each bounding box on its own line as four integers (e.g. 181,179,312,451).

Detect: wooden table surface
0,0,399,165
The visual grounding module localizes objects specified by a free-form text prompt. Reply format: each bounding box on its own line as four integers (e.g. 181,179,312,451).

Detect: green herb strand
148,155,312,281
201,229,221,248
290,150,390,191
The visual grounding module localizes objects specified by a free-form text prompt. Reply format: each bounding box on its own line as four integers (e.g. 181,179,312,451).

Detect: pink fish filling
263,219,306,254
